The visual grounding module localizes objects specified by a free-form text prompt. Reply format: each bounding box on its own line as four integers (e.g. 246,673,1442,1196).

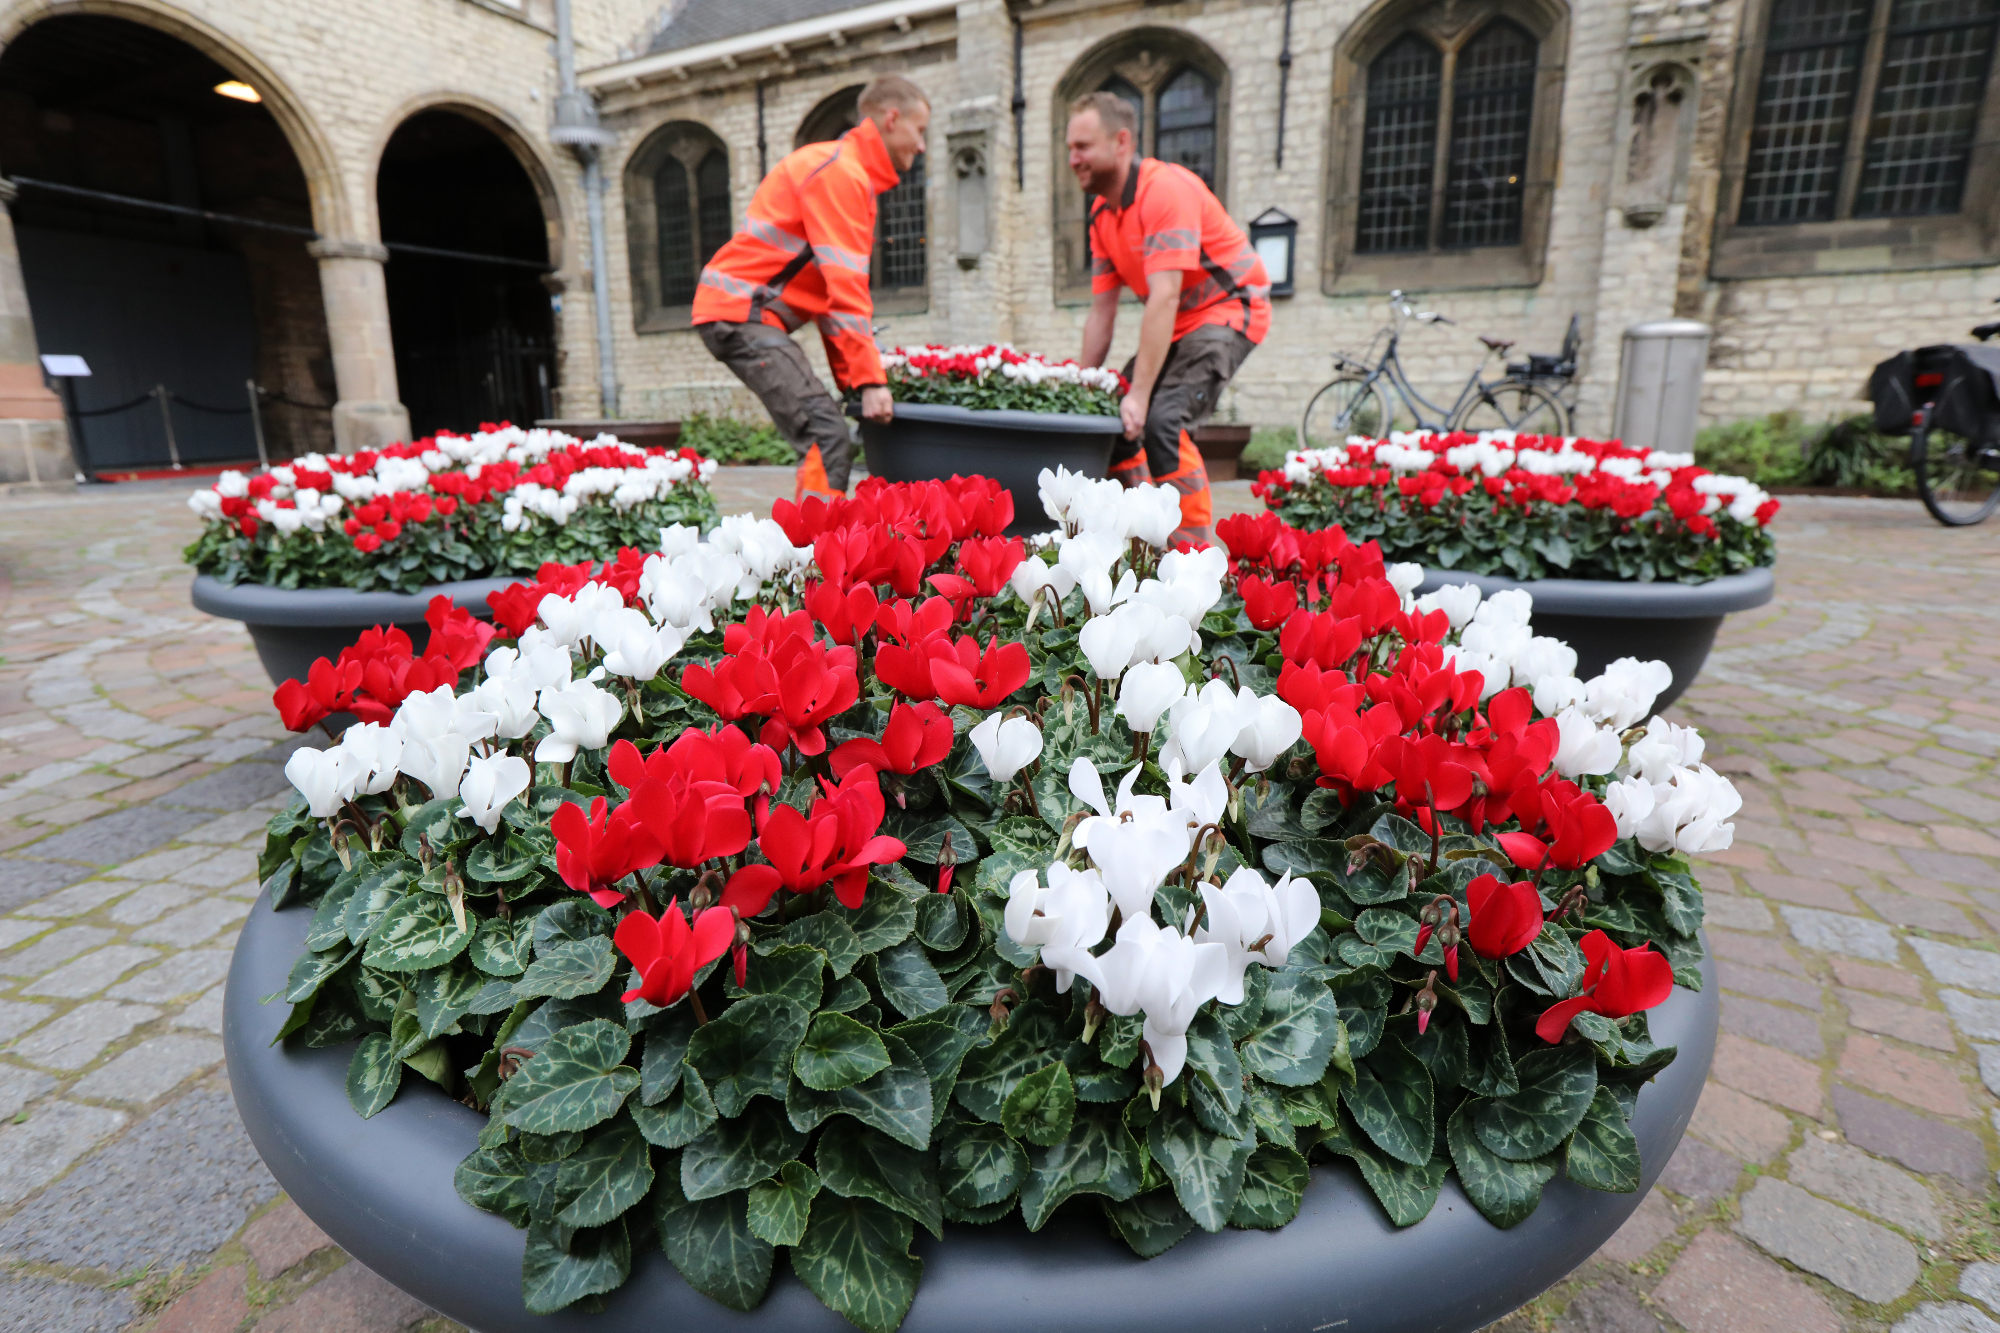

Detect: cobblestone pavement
1,473,1998,1332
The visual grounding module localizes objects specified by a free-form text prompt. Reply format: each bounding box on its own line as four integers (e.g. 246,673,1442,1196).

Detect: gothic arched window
625,121,731,330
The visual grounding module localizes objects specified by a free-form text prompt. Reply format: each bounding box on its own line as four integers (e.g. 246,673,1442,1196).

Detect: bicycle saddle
1974,321,2000,342
1479,336,1515,352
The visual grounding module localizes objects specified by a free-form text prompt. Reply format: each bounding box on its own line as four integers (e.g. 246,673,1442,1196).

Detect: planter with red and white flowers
859,347,1128,536
224,468,1726,1333
185,423,720,687
1254,434,1780,709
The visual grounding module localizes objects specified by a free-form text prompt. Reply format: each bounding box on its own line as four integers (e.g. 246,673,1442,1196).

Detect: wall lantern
1249,208,1297,297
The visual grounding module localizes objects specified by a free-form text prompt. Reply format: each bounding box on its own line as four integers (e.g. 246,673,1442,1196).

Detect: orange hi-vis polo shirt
1088,158,1271,345
693,116,903,390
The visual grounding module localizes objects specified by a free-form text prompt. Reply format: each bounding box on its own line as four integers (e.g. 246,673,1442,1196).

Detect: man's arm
1120,268,1182,441
798,165,892,421
1080,288,1120,369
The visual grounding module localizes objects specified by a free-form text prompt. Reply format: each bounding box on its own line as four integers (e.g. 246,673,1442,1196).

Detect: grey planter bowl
858,402,1123,537
226,889,1717,1333
1416,566,1775,714
191,573,518,689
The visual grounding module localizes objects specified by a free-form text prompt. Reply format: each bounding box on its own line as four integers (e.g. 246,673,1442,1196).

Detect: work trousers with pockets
1111,323,1256,545
698,320,854,499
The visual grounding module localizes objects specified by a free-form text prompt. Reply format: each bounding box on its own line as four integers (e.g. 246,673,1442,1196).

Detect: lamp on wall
1249,208,1297,297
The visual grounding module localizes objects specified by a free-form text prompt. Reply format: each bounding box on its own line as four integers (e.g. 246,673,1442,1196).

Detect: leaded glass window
1156,67,1219,187
1102,76,1145,157
1357,37,1441,253
1740,0,2000,224
656,157,696,305
875,154,928,290
1444,21,1536,247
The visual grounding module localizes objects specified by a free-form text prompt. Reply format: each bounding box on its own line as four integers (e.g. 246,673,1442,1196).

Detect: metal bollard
247,380,270,470
1614,319,1711,454
152,384,184,470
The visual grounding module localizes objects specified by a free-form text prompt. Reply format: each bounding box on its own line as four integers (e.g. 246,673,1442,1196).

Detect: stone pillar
945,0,1013,346
307,238,410,454
0,179,76,485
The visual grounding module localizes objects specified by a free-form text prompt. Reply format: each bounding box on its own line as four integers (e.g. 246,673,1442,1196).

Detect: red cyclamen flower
1535,929,1674,1042
272,657,362,733
829,701,955,780
615,899,735,1007
1465,873,1545,959
550,796,663,908
723,768,908,914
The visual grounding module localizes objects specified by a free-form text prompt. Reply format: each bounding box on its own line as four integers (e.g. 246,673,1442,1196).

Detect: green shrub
677,411,796,466
1241,427,1292,476
1693,411,1812,487
1693,410,1914,494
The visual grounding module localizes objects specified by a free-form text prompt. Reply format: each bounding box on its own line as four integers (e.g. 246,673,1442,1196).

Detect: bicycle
1297,292,1576,449
1908,298,2000,527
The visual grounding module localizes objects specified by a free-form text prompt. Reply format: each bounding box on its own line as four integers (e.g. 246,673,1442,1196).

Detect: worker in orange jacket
694,76,930,501
1068,91,1270,546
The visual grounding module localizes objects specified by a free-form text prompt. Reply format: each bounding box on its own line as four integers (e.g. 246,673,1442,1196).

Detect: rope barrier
169,394,251,415
72,393,153,418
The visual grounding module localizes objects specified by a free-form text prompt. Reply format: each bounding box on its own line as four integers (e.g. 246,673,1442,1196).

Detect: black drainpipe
1012,17,1026,190
756,80,769,178
1276,0,1294,168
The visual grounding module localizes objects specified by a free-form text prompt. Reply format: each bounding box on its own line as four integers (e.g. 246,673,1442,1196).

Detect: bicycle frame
1332,299,1508,434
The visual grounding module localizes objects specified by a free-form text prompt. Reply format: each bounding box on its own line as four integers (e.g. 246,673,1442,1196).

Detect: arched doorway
0,12,334,467
376,109,556,437
796,86,928,313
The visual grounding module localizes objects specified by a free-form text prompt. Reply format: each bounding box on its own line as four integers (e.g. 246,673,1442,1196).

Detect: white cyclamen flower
597,606,686,682
1004,864,1112,992
1192,867,1321,1003
1622,714,1706,784
1415,582,1481,629
1117,661,1186,734
459,753,532,834
1551,707,1623,778
534,679,623,762
969,713,1045,783
1074,915,1227,1090
285,745,359,818
1159,679,1260,777
1584,658,1674,730
339,723,402,796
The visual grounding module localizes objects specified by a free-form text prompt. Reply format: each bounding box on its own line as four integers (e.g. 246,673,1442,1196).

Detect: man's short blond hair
1069,91,1137,138
858,75,930,116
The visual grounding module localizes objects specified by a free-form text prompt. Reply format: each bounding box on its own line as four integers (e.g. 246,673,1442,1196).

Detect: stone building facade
0,0,1996,483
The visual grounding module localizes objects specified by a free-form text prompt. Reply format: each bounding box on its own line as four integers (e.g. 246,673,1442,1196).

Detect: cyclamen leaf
1230,1141,1310,1230
1019,1103,1145,1232
890,1008,989,1109
1238,970,1343,1087
555,1113,655,1227
512,936,616,1001
469,915,533,977
725,943,824,1011
534,897,614,946
915,892,969,951
747,1160,821,1247
285,943,359,1005
954,1001,1062,1123
364,891,471,973
652,1170,774,1314
343,858,417,945
1320,1108,1448,1227
639,1007,698,1105
768,913,864,979
1565,1086,1642,1193
456,1141,534,1227
306,875,357,952
815,1117,945,1240
875,940,948,1020
793,1195,922,1333
501,1019,639,1135
796,1012,893,1092
1061,1040,1139,1105
1448,1097,1557,1228
1104,1188,1197,1258
346,1033,402,1118
1340,1036,1433,1166
1146,1099,1254,1233
787,1033,935,1150
937,1117,1028,1208
681,1098,808,1201
521,1218,630,1316
839,882,917,954
1184,1009,1244,1114
1000,1061,1076,1148
630,1065,716,1149
686,995,810,1117
1475,1042,1598,1162
413,958,485,1044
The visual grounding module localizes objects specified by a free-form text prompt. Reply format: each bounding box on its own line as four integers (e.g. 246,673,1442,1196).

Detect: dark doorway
0,14,333,467
377,111,555,438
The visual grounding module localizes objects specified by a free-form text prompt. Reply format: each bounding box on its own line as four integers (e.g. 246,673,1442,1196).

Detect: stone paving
0,472,1997,1332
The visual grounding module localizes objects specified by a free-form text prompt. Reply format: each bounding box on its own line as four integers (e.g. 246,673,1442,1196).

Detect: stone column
0,179,76,485
944,0,1013,346
307,238,410,454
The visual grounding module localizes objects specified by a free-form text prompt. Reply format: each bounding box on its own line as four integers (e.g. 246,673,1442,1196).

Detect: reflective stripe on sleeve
1143,228,1198,257
817,310,874,338
812,243,872,274
745,215,809,254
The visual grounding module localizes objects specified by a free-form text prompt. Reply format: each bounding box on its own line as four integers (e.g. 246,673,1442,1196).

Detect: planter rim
226,892,1717,1333
1416,564,1775,619
865,400,1124,435
190,572,519,628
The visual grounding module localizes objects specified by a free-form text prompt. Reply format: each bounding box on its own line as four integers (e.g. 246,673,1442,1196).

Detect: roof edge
581,0,958,88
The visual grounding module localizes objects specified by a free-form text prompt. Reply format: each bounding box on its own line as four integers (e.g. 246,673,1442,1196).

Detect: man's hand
861,386,894,423
1120,389,1149,441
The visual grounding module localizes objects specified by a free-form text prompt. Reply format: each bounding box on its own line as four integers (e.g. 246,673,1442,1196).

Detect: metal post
58,377,98,483
247,379,270,470
757,81,769,179
1276,0,1295,169
1012,18,1026,191
154,384,183,470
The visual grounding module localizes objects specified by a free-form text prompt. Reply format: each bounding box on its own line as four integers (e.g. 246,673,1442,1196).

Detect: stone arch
1051,26,1231,301
0,0,349,235
1321,0,1569,292
368,94,565,265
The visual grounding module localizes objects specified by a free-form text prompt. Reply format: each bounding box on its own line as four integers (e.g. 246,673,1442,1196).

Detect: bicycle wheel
1913,383,2000,526
1299,374,1393,450
1449,379,1570,437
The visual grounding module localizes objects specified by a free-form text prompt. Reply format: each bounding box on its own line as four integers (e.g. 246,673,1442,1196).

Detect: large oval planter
191,573,518,690
1416,566,1775,714
226,890,1717,1333
859,402,1123,536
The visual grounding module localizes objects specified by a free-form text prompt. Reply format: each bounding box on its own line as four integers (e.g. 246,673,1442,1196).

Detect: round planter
858,401,1123,536
1192,423,1253,481
226,890,1717,1333
1416,566,1775,714
190,573,519,689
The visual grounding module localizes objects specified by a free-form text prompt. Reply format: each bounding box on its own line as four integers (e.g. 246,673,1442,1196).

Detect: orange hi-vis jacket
1088,158,1271,345
693,117,901,390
